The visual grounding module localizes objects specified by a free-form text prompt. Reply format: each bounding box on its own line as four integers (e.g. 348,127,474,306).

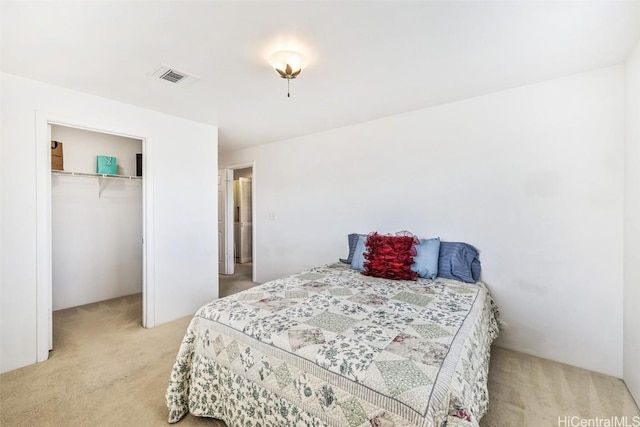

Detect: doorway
50,124,143,328
35,112,151,363
219,162,256,285
233,168,253,267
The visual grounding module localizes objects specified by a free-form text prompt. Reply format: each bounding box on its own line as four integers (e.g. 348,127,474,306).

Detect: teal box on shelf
96,156,117,175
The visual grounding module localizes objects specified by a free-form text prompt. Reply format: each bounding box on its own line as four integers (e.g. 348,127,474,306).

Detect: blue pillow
411,238,440,279
350,234,368,271
438,242,481,283
340,233,362,264
471,258,481,282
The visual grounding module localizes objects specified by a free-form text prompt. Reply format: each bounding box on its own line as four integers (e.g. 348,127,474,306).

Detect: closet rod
51,170,142,180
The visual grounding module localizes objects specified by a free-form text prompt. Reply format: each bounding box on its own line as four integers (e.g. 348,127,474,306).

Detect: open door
218,168,234,275
48,124,53,351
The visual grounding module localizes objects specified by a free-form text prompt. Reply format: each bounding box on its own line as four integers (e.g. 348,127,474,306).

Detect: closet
233,168,252,264
50,125,143,311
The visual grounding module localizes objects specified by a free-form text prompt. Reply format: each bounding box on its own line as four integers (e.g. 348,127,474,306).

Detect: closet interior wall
51,125,142,310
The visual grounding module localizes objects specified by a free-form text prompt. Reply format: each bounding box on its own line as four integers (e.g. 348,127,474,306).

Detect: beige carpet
482,348,639,426
219,262,256,298
1,287,638,426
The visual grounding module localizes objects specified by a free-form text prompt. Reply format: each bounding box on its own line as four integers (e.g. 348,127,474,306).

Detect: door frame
237,177,253,264
221,161,256,282
35,111,153,363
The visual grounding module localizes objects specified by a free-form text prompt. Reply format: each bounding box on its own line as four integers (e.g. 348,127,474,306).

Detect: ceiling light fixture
269,50,305,98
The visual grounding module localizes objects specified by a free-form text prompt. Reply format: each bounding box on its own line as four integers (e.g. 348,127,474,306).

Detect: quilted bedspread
166,263,499,427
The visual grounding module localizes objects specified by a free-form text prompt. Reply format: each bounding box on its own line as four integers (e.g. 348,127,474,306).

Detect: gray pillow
339,233,362,264
437,242,481,283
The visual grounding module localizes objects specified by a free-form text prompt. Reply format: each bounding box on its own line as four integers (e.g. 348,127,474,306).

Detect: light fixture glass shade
269,50,305,75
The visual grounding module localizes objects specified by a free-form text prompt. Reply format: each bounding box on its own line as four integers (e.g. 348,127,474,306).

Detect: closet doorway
219,163,255,284
49,124,144,349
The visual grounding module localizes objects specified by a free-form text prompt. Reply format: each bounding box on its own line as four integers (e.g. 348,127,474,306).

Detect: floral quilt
166,263,499,427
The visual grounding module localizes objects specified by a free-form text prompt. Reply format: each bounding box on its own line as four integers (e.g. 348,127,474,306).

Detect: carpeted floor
219,262,255,298
1,275,638,427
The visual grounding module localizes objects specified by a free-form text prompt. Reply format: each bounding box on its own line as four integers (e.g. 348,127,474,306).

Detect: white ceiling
2,1,640,152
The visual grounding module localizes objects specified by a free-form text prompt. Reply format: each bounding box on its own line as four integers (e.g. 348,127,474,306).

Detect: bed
166,262,499,427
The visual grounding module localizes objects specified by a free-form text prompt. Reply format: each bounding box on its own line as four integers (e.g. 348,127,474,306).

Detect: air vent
150,64,199,86
160,69,186,83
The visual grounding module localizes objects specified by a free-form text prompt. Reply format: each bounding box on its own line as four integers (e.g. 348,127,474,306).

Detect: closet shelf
52,170,142,180
52,170,141,198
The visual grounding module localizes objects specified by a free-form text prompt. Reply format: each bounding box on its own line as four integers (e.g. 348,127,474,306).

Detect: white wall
51,125,142,176
624,40,640,404
0,72,219,373
51,125,143,310
221,66,625,377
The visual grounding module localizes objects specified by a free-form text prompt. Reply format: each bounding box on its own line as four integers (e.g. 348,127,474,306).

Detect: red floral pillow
362,232,419,281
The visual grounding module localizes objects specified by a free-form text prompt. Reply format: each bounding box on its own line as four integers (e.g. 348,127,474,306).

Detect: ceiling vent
150,64,199,86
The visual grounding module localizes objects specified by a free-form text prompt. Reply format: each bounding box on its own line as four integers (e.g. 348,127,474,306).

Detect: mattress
166,263,499,427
